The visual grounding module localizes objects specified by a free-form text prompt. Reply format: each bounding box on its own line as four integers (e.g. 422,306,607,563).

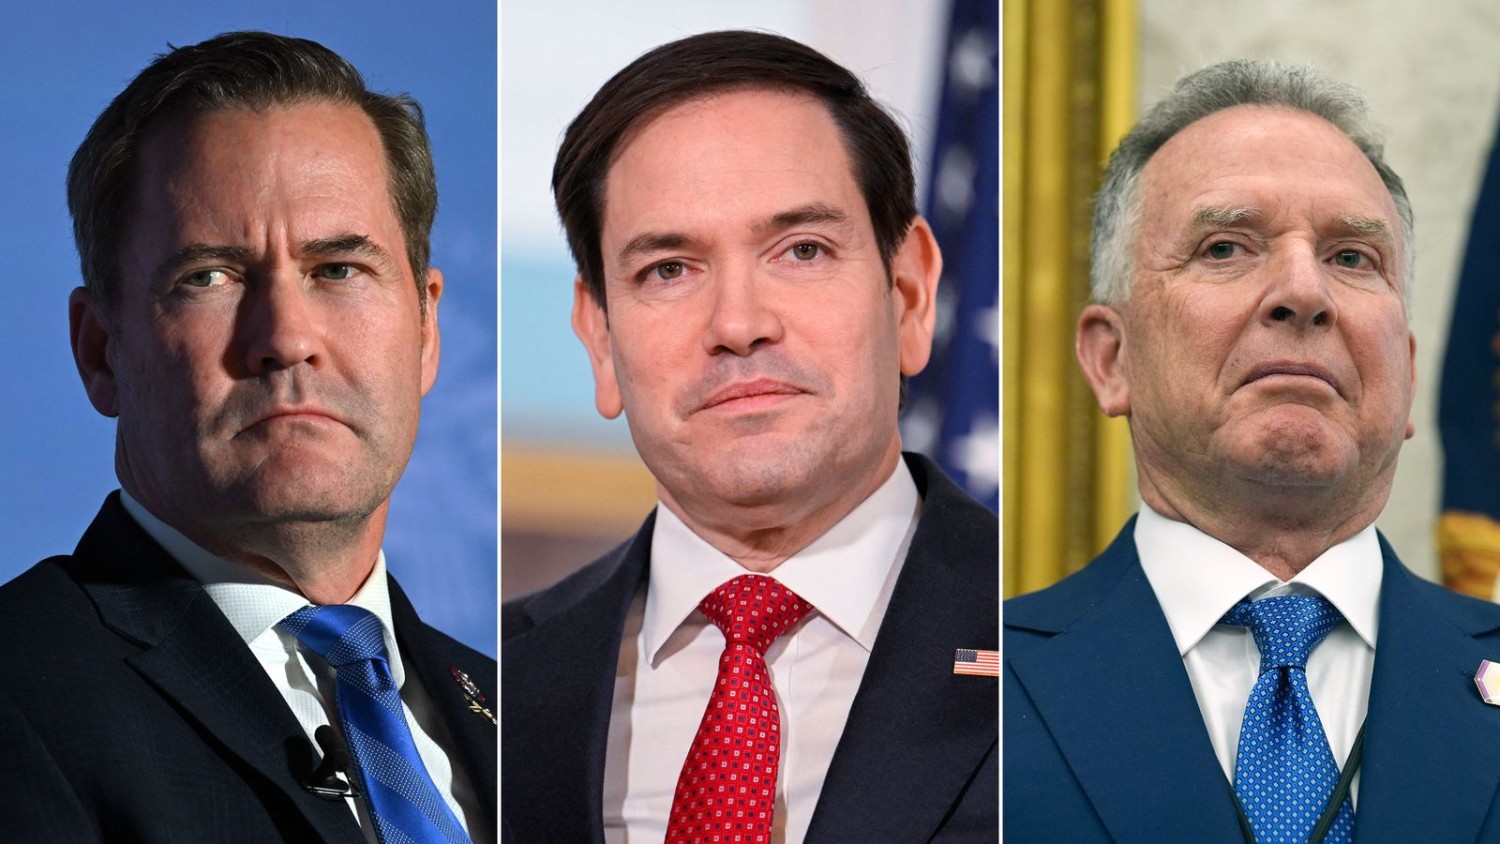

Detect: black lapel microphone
299,724,360,800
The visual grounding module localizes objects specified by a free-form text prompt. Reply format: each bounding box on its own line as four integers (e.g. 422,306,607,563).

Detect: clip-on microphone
300,724,359,800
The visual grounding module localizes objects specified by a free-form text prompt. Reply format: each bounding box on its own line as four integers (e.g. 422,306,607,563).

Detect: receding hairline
595,88,868,275
1131,104,1407,264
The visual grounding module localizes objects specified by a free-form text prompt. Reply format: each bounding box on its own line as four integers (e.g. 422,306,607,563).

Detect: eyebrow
154,234,393,280
615,232,702,266
1186,207,1396,249
300,233,395,265
1332,215,1392,240
613,203,854,267
751,203,852,236
1189,205,1265,229
154,243,253,281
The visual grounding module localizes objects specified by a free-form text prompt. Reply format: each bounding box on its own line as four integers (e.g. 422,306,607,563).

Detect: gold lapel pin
451,666,497,724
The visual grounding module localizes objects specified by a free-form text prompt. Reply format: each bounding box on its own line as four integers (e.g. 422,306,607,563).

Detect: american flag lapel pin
451,665,497,724
953,648,999,677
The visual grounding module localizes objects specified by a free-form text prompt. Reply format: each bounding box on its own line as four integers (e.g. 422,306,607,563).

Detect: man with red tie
502,30,998,843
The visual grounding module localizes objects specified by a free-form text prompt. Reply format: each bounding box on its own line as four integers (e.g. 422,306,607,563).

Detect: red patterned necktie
665,574,812,844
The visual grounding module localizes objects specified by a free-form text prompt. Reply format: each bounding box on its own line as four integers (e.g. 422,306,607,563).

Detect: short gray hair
1091,59,1413,305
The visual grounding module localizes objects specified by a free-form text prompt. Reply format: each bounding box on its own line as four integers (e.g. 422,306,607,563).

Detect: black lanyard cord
1231,719,1367,844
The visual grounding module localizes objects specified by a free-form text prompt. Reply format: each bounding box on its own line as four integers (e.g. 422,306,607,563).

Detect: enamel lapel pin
1475,660,1500,705
953,648,1000,677
451,666,497,724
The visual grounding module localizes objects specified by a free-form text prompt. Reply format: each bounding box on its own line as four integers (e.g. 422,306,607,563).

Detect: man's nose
241,271,325,374
702,262,783,356
1261,245,1338,330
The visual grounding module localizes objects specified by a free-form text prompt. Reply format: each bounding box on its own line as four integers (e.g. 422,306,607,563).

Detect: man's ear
571,278,623,419
891,216,943,376
1075,303,1131,417
69,286,119,417
420,267,444,396
1405,329,1417,440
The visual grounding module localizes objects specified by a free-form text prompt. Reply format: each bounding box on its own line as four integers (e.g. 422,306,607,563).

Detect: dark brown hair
553,30,917,308
68,30,437,312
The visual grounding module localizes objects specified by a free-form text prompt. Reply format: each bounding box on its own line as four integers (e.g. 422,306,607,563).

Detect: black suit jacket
501,453,998,842
0,493,497,843
1005,518,1500,842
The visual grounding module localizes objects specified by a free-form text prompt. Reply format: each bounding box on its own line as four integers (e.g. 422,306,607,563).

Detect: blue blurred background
0,1,497,655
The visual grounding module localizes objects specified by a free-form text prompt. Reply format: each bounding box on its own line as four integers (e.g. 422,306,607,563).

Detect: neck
1138,465,1388,580
213,515,385,604
149,496,387,604
659,451,901,573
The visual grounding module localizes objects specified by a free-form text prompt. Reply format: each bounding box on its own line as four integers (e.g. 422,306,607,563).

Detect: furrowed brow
155,243,252,281
301,234,394,264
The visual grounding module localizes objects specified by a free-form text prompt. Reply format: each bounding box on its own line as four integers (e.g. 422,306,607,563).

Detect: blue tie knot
1221,594,1343,673
280,604,390,669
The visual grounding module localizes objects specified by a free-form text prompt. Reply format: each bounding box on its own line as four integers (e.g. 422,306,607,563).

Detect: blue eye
182,269,227,288
1333,250,1367,269
1206,242,1238,260
319,264,355,280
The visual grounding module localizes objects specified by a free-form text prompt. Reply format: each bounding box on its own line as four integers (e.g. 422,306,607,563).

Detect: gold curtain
1003,0,1137,598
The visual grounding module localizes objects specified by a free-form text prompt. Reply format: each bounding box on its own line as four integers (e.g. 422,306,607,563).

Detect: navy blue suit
1004,518,1500,842
0,494,497,843
502,454,998,842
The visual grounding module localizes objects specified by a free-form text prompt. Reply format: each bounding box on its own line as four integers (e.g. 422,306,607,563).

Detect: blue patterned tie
1221,595,1353,844
280,605,470,844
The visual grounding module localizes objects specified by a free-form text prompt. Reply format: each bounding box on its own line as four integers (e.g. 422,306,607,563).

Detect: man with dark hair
503,30,997,842
1006,59,1500,841
0,32,494,842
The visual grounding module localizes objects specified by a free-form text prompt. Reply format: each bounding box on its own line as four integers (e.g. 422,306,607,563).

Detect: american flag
900,0,1000,513
953,648,999,677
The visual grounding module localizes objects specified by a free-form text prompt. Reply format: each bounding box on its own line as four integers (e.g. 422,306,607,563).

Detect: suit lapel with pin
501,453,998,842
1005,519,1500,843
0,493,496,842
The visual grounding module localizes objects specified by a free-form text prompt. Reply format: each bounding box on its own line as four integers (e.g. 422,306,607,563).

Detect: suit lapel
391,579,498,833
805,455,998,841
1355,545,1500,843
501,519,651,844
1006,531,1242,841
69,497,362,844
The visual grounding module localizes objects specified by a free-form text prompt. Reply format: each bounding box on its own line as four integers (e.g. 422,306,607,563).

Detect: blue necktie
280,605,470,844
1221,595,1353,844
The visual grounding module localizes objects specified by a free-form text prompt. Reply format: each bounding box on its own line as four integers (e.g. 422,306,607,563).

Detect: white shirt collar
1134,502,1381,656
117,490,406,687
642,459,920,665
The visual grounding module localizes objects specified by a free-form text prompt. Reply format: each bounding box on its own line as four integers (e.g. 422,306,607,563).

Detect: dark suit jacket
1005,517,1500,842
502,453,997,842
0,493,497,843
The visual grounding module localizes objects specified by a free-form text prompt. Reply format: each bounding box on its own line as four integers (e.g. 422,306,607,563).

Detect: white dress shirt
119,492,484,842
602,460,921,844
1135,503,1380,805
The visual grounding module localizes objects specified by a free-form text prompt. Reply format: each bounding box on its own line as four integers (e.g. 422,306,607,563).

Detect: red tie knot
698,574,811,654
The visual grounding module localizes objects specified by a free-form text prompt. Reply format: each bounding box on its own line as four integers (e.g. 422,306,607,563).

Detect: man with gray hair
1005,60,1500,841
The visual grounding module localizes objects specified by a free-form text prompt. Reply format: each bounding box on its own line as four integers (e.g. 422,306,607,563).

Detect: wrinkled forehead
1137,106,1403,247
